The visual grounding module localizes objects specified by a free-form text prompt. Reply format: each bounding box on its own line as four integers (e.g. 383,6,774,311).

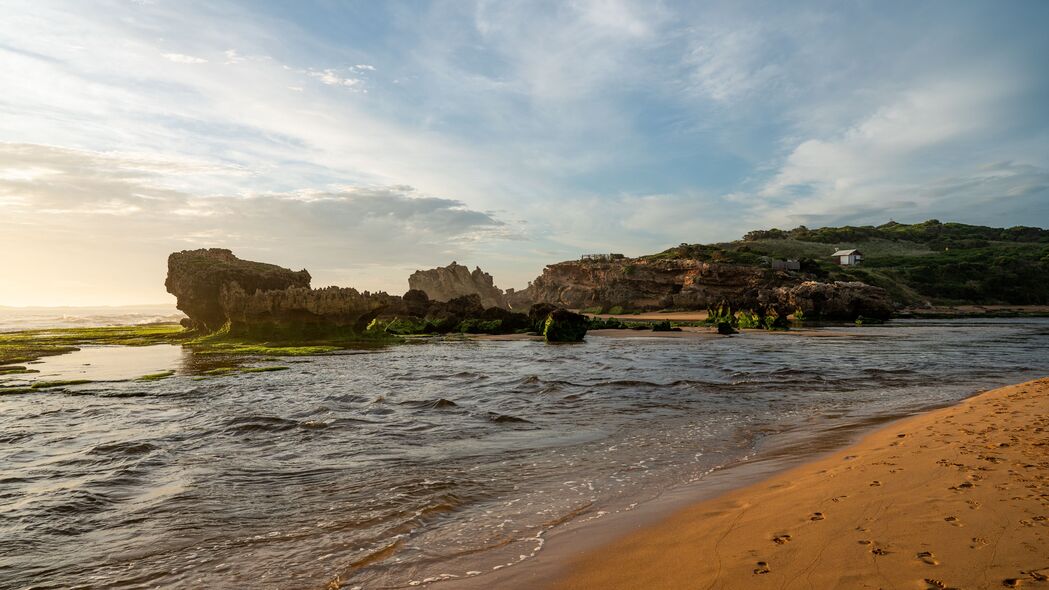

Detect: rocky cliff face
775,281,893,320
509,257,893,320
408,262,508,309
509,258,782,310
219,284,400,337
166,249,312,332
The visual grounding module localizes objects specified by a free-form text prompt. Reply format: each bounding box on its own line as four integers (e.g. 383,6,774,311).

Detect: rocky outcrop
166,249,311,332
775,281,893,320
219,284,400,337
509,258,784,311
509,257,893,320
408,262,508,309
542,309,588,342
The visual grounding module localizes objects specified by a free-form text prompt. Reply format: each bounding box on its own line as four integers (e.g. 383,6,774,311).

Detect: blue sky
1,0,1047,305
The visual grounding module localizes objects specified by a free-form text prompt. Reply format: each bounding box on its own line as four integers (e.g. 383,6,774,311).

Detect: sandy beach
551,377,1049,589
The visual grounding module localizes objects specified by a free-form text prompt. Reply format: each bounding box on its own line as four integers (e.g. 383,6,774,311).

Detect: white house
831,249,863,266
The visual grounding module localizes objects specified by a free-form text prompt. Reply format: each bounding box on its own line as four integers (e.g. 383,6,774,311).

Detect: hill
650,220,1049,306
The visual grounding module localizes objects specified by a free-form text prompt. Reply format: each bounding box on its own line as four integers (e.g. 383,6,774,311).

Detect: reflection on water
17,344,187,382
1,318,1048,589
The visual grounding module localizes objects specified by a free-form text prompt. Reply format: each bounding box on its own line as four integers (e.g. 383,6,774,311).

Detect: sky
1,0,1048,306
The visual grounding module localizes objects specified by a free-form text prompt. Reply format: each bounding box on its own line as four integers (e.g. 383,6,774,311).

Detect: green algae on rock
542,309,588,343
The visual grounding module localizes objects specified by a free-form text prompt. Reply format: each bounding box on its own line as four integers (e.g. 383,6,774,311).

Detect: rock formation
775,281,893,320
542,309,588,342
509,256,893,320
166,249,311,332
166,249,532,337
508,258,783,311
219,284,400,338
408,262,508,309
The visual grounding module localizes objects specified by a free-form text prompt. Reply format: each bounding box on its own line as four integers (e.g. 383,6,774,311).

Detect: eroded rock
409,262,508,309
166,249,311,332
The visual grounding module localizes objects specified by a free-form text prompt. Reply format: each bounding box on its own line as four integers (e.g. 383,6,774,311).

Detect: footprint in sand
924,578,961,590
870,546,890,556
1025,570,1048,582
917,551,940,565
810,512,825,521
753,561,771,575
772,534,792,545
1002,578,1022,587
971,536,989,549
945,516,963,527
858,539,872,545
870,480,882,487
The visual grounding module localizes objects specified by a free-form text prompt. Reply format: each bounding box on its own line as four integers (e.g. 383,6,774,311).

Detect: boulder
779,281,893,321
717,322,738,335
542,309,588,343
527,303,560,332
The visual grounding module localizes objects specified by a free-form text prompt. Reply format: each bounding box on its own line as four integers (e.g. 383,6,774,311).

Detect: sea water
1,318,1048,589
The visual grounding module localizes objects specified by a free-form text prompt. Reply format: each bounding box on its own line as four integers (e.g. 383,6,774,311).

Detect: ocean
2,317,1048,588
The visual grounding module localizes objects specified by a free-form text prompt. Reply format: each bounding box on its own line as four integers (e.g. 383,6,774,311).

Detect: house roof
831,249,860,256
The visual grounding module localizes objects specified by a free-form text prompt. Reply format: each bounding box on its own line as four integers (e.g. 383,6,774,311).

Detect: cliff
408,262,508,309
509,257,892,320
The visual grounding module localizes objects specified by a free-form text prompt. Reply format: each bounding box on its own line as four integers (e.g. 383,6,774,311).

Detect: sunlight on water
1,318,1048,589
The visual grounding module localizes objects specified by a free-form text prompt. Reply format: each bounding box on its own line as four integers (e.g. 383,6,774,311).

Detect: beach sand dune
552,378,1049,589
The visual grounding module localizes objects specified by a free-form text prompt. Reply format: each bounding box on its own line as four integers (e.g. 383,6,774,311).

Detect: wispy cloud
0,0,1047,304
162,53,208,64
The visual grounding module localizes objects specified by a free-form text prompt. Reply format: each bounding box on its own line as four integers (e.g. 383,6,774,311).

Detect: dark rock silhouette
542,309,588,342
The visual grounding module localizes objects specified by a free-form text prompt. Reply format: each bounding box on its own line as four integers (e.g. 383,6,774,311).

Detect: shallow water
2,318,1048,589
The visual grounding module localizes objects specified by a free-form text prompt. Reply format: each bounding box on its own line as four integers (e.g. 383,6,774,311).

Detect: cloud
307,68,363,88
0,143,514,300
162,53,207,64
740,70,1049,228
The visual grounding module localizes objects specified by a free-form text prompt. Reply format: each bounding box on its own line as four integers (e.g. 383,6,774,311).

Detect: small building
581,253,625,262
831,249,863,266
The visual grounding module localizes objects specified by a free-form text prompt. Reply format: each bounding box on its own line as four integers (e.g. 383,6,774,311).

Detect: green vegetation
655,220,1049,306
0,323,188,365
137,370,176,381
185,324,373,356
0,366,37,375
543,310,588,342
196,365,288,378
30,379,93,389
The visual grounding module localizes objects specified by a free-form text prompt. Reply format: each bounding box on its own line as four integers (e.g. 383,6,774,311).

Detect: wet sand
550,377,1049,589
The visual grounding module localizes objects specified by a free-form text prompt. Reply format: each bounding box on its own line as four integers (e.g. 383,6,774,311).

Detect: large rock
408,262,508,309
165,249,311,332
542,309,588,343
777,281,893,320
508,257,785,311
219,284,399,337
508,256,894,321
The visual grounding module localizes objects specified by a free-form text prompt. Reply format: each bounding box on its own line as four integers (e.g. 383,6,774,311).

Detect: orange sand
551,378,1049,590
